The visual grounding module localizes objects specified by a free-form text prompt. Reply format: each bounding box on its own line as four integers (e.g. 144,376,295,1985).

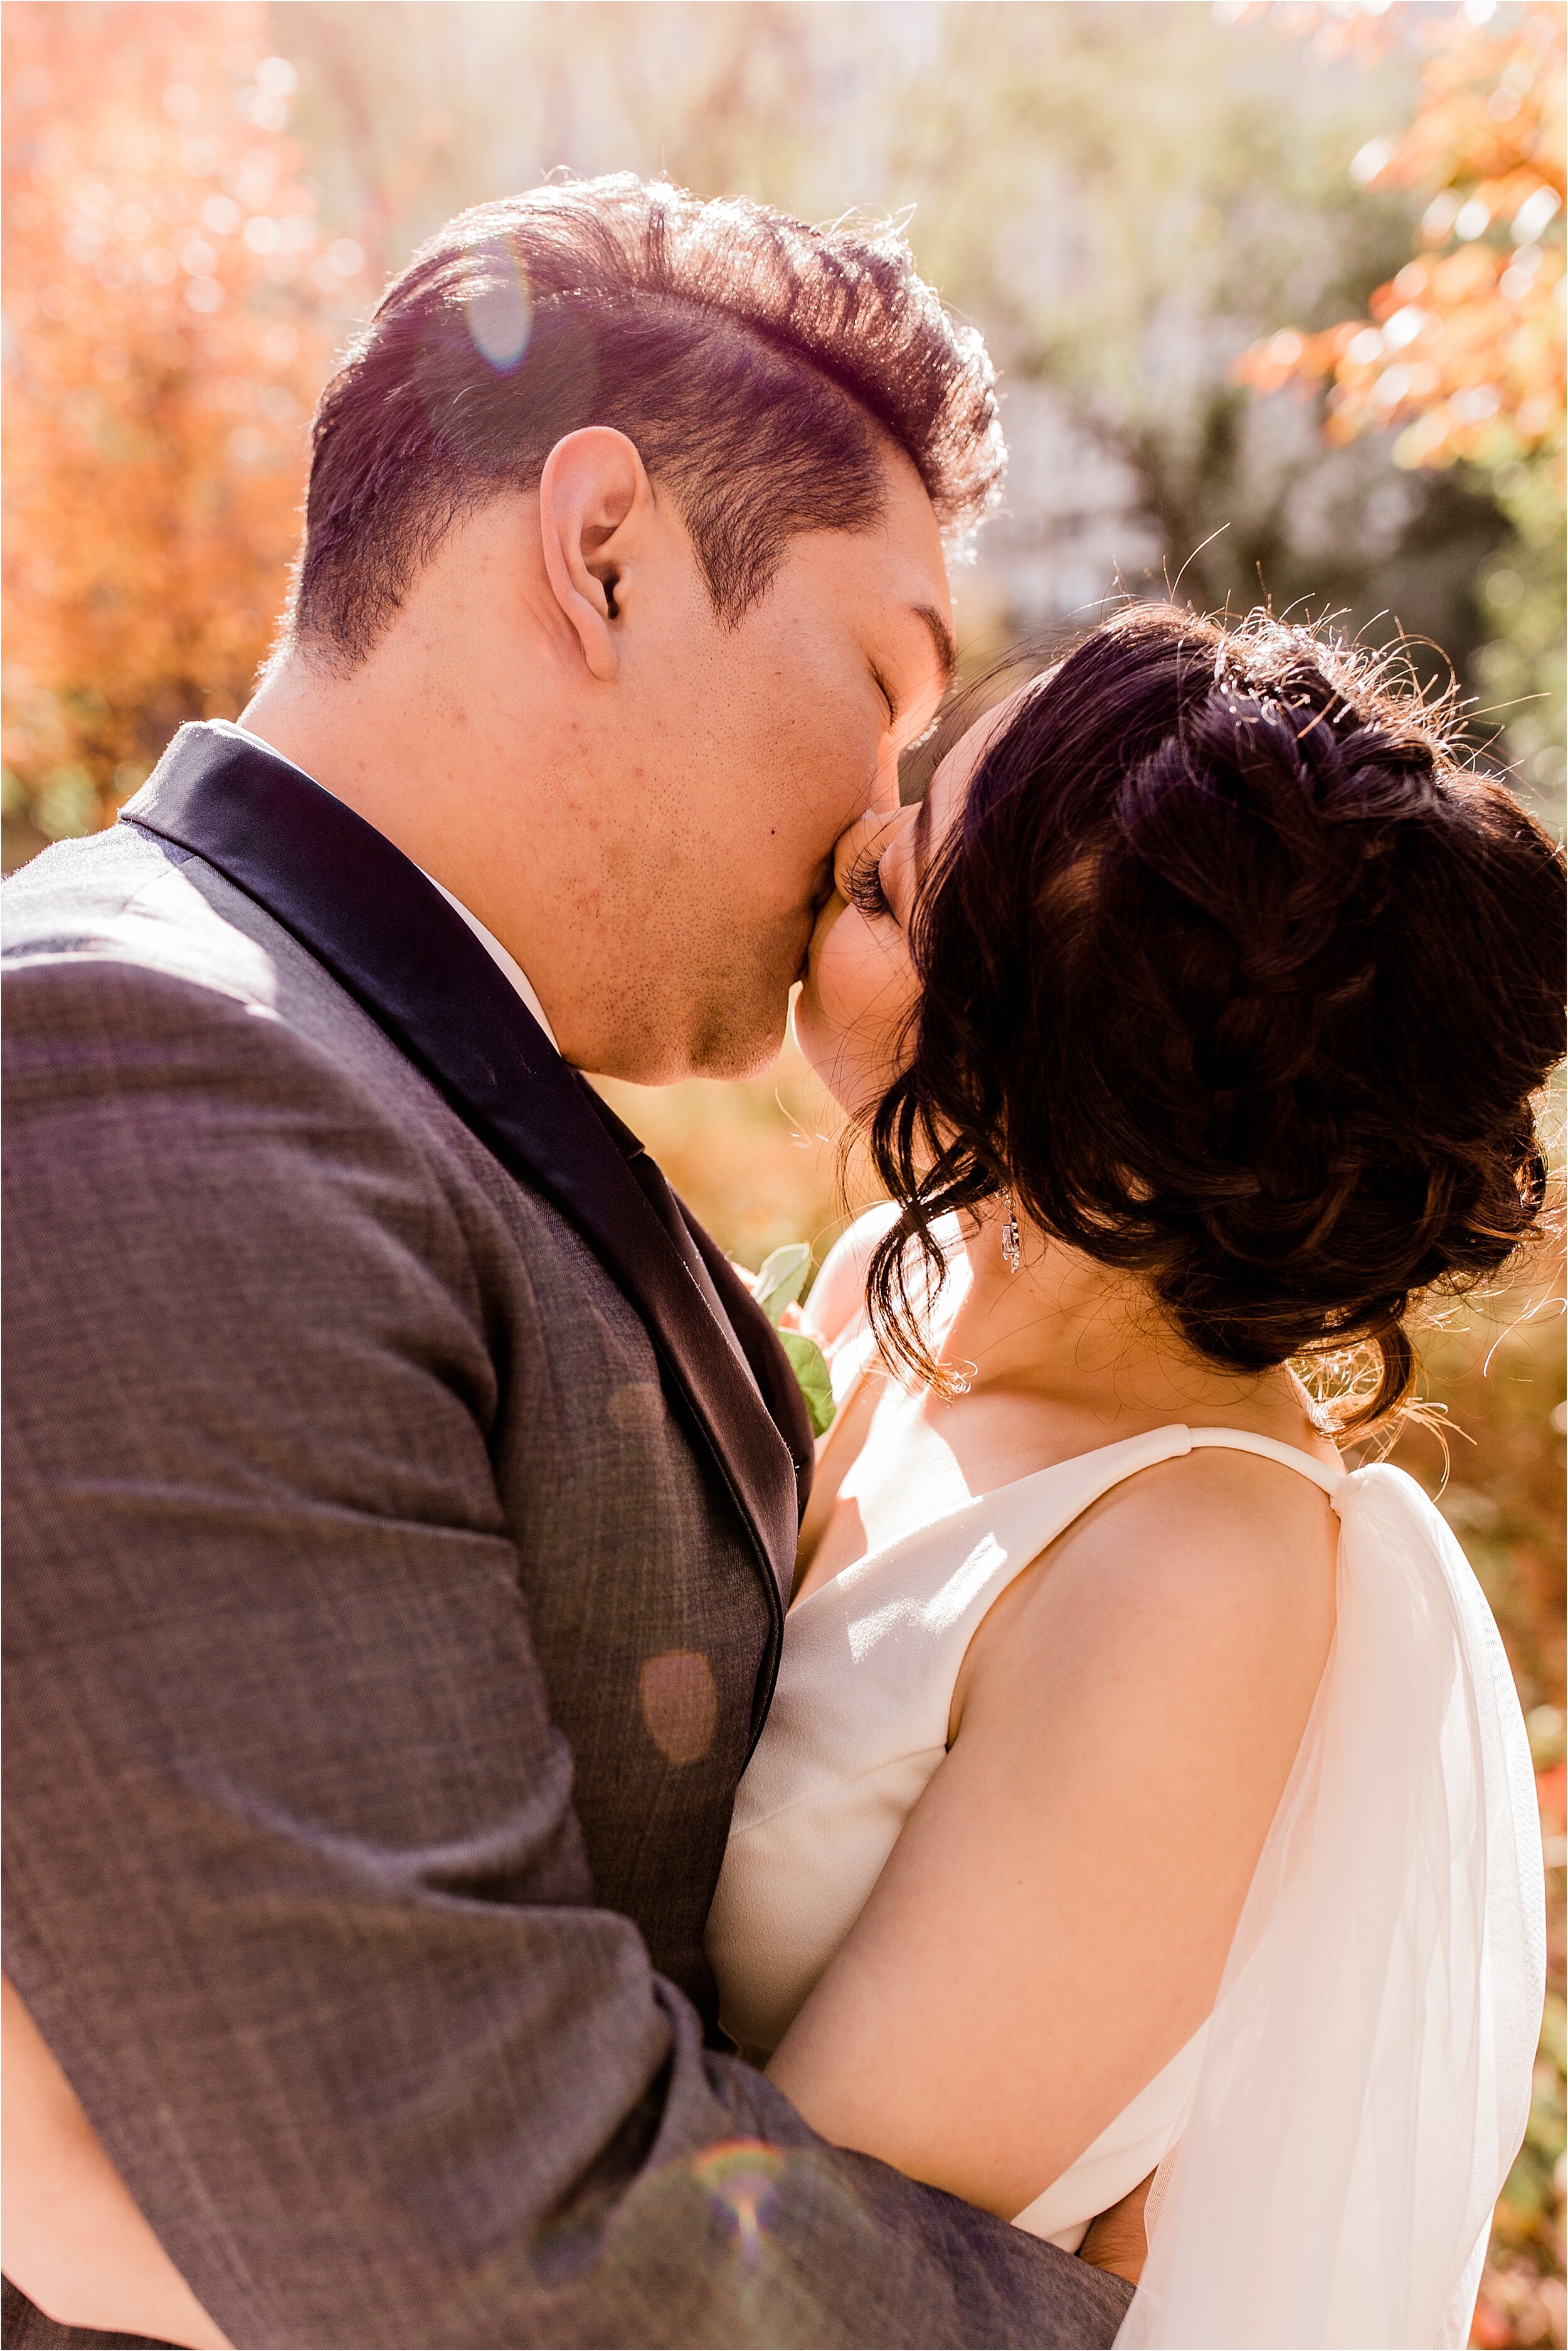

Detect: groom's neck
238,634,586,1048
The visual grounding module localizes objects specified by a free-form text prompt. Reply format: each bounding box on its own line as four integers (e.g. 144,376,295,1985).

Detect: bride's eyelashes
847,852,894,920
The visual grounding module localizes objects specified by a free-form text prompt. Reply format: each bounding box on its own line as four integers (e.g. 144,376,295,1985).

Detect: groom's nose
867,733,903,815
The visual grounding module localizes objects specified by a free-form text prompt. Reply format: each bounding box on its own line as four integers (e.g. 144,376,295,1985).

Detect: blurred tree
1,0,366,866
870,4,1515,689
9,3,1557,842
272,3,1516,719
1237,7,1564,471
281,2,844,280
1235,1,1565,815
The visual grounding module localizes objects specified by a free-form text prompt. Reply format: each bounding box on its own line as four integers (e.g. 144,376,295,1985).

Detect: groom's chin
677,963,797,1083
587,985,789,1088
684,992,792,1083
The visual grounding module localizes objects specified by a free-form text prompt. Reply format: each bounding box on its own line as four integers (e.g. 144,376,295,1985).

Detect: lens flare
691,2139,785,2261
463,238,531,373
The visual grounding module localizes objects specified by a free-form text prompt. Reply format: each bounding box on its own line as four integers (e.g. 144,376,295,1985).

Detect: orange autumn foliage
1236,6,1565,477
1,0,366,837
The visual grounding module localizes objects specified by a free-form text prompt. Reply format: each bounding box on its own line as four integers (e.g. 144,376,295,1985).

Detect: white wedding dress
706,1218,1545,2349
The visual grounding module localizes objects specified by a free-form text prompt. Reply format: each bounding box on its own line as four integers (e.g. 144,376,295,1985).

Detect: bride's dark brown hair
866,603,1565,1433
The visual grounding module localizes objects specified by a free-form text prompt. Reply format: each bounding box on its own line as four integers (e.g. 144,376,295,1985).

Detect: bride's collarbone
794,1349,1337,1613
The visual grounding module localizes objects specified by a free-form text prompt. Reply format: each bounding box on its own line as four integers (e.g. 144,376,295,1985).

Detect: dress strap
1185,1425,1345,1498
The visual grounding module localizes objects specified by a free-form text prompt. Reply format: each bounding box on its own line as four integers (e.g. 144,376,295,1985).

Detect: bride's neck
941,1201,1310,1434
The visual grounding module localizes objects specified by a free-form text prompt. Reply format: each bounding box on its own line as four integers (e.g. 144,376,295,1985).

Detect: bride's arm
2,1975,231,2348
765,1451,1337,2221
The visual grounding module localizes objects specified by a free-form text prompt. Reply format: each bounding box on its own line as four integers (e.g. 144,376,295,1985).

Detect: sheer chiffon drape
1116,1462,1545,2349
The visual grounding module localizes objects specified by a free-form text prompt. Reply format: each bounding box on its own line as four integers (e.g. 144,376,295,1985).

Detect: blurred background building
3,4,1563,2340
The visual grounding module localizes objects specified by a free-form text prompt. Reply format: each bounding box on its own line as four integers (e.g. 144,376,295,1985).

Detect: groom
4,178,1133,2348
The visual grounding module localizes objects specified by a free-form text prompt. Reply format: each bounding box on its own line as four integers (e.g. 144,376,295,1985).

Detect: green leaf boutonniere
751,1243,836,1439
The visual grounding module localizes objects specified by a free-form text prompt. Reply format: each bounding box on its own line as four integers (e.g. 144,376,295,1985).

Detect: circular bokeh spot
639,1647,718,1766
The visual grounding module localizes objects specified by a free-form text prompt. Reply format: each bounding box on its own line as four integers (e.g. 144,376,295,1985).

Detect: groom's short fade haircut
290,175,1004,666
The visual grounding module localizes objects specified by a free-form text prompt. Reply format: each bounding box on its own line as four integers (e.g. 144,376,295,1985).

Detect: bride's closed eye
834,804,918,919
847,851,894,920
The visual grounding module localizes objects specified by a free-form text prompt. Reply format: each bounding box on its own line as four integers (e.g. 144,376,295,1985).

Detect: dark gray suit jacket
3,726,1133,2349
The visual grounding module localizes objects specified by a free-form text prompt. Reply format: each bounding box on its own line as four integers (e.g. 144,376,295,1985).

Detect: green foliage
1474,457,1567,812
753,1241,835,1436
753,1243,813,1327
779,1329,836,1440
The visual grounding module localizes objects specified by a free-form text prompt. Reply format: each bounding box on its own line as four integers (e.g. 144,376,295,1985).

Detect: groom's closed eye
872,605,957,740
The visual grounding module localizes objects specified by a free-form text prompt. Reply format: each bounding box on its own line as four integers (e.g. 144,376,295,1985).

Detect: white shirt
220,721,559,1049
416,873,559,1052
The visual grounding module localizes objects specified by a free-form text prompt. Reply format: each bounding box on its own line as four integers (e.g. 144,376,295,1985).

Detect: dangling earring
1001,1187,1021,1274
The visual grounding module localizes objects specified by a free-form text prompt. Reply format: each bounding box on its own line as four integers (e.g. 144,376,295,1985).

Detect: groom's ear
537,428,651,683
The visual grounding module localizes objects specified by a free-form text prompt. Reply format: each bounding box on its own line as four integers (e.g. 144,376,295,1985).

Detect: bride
705,602,1561,2348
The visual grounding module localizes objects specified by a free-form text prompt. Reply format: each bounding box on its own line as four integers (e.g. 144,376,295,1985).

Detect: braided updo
866,603,1565,1431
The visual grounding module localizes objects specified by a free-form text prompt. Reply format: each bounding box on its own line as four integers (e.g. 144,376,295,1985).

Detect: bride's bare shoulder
801,1202,903,1349
960,1441,1339,1747
805,1202,971,1352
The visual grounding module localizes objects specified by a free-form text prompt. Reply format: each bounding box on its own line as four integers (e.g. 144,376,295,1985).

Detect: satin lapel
691,1222,815,1523
121,725,801,1663
585,1086,815,1524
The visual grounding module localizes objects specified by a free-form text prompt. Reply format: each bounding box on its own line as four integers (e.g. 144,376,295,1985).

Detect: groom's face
585,442,954,1083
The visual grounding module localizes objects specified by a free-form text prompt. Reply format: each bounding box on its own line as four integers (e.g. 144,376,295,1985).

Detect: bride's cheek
794,925,857,1063
864,930,918,1034
801,912,915,1073
811,918,872,1029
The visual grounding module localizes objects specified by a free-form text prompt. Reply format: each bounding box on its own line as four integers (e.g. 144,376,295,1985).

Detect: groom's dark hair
290,175,1003,666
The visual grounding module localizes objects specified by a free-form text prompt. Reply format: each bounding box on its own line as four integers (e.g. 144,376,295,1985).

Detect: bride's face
795,689,1029,1120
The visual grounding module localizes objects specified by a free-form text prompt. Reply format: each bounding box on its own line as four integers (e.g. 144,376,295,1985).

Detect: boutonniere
751,1243,836,1438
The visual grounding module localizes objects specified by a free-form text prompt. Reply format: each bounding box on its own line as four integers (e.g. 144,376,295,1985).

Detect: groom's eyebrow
914,605,957,698
873,604,955,733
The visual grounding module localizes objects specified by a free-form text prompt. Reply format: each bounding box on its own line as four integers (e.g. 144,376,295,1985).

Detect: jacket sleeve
2,950,1133,2351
